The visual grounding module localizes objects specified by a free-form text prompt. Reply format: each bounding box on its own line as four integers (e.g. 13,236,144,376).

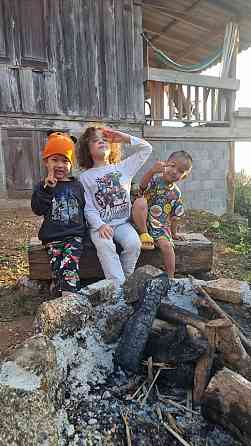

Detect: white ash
0,362,41,391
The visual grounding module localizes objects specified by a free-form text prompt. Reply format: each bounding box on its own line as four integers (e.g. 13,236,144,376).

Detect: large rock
97,302,134,344
16,275,50,297
203,278,246,304
81,279,117,306
123,265,164,304
35,294,92,338
0,336,59,445
0,388,59,445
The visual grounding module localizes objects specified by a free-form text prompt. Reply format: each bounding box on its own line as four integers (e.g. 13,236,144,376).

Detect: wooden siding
0,0,144,121
2,128,45,197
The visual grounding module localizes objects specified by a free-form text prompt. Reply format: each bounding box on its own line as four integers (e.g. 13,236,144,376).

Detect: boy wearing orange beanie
31,131,87,297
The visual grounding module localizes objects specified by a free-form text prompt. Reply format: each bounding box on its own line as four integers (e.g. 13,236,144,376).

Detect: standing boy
132,150,192,278
31,131,87,297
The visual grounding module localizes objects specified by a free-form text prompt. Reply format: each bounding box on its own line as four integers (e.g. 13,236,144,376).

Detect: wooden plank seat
28,233,213,281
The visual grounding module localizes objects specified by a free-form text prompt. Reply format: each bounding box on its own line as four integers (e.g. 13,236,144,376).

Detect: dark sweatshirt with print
31,178,87,242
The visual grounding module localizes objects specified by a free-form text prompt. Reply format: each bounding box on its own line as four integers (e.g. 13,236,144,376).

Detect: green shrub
234,170,251,225
207,218,250,255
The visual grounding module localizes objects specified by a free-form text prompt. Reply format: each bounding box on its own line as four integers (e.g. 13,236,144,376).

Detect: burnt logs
144,322,208,388
202,368,251,445
157,302,206,333
115,274,170,373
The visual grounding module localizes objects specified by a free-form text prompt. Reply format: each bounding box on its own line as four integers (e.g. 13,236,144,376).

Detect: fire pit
0,267,250,445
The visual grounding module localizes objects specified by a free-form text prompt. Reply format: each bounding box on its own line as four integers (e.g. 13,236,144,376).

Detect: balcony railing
144,68,240,127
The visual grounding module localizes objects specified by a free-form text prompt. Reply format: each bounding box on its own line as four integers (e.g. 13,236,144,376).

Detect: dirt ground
0,209,42,359
0,208,249,359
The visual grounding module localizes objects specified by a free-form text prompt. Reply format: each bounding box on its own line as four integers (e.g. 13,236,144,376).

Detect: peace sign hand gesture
44,164,57,188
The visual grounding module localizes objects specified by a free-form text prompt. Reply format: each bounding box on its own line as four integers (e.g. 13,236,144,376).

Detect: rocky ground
0,274,247,445
0,208,250,359
0,203,250,445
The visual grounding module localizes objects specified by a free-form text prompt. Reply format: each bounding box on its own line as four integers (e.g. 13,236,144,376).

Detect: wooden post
194,86,199,120
226,27,238,213
211,88,216,121
227,25,239,122
177,84,183,119
203,87,208,121
186,85,191,120
143,33,149,82
143,34,150,105
150,81,165,127
227,141,235,214
168,84,174,120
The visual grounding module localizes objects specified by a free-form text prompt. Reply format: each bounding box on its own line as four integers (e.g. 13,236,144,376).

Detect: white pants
90,222,141,288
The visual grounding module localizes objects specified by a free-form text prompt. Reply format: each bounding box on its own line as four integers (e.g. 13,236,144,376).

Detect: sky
235,47,251,174
206,47,251,174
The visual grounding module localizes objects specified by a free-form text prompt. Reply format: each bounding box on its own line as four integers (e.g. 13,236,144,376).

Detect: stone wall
127,139,229,216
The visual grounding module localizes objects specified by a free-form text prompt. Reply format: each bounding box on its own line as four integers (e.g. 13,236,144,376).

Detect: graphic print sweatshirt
31,178,87,242
79,136,152,231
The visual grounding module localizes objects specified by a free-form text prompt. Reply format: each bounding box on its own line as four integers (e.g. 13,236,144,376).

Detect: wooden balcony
144,67,240,128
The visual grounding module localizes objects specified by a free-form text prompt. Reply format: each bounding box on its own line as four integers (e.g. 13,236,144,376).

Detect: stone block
35,294,92,338
16,275,49,297
203,278,246,304
123,265,164,304
0,336,59,445
97,302,134,344
81,279,117,306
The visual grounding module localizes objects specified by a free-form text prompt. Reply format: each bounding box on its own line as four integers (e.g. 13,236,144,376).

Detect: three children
32,128,192,294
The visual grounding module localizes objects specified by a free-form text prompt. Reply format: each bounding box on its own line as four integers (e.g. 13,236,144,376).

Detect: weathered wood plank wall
0,0,144,121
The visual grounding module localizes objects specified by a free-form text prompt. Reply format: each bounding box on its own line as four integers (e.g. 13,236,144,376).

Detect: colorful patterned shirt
143,174,184,241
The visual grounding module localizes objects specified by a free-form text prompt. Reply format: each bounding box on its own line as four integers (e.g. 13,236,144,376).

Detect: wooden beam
149,0,205,43
143,125,251,142
143,26,199,53
175,26,224,62
144,3,213,35
143,26,225,65
144,68,240,91
205,0,243,16
28,233,213,280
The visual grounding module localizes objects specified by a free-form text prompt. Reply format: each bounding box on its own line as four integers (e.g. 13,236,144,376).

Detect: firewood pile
115,274,251,446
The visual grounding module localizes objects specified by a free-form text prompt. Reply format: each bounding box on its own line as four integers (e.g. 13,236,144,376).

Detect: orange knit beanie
42,132,75,163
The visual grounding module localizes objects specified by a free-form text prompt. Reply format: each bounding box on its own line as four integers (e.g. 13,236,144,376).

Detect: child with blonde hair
78,127,152,288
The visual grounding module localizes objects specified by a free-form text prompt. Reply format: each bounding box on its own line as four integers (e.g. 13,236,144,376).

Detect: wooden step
28,233,213,281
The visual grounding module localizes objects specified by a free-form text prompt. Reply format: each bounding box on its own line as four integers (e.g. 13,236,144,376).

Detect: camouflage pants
46,237,83,293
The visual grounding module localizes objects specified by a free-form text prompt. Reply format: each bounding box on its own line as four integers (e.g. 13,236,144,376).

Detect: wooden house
1,0,251,212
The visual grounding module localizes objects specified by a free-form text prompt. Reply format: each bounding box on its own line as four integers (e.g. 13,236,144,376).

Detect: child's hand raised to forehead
45,164,57,188
102,128,130,144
